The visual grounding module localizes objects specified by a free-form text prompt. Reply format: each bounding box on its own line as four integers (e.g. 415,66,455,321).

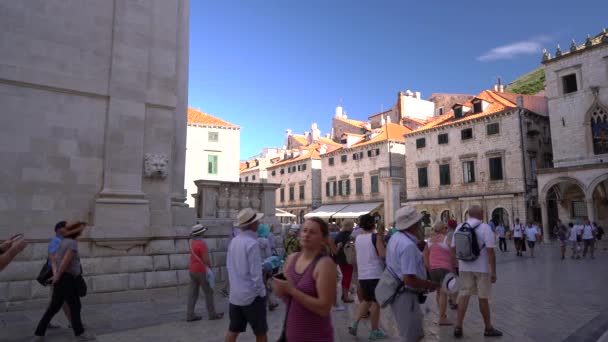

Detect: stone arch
490,206,511,227
462,209,470,222
586,173,608,201
439,209,453,223
540,176,588,202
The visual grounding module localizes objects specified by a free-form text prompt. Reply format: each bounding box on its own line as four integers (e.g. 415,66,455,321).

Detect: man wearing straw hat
225,208,268,342
386,205,439,341
186,224,223,322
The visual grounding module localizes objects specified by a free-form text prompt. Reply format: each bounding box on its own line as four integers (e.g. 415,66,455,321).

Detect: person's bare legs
455,294,470,328
478,298,494,330
255,334,268,342
225,331,238,342
370,302,381,331
438,290,450,324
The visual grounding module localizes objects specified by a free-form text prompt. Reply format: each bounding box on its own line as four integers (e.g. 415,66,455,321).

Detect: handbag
375,268,404,308
36,259,53,286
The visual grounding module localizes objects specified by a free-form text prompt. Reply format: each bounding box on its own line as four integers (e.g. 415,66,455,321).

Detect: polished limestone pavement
1,241,607,342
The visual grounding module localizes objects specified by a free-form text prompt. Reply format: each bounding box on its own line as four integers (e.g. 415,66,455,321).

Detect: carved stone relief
143,153,169,178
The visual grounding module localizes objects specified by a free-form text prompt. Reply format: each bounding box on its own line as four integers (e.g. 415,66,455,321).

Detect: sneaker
333,304,346,312
348,322,358,336
453,327,463,338
484,327,503,337
186,315,202,322
74,333,96,341
369,330,388,340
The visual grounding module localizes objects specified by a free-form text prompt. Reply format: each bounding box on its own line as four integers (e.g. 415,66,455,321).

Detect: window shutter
338,181,343,196
326,182,330,196
346,179,351,195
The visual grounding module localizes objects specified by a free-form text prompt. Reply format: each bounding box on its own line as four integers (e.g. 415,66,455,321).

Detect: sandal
484,327,503,337
209,313,224,320
453,327,463,338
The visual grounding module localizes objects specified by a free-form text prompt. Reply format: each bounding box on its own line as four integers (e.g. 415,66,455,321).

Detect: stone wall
427,94,474,117
0,0,195,306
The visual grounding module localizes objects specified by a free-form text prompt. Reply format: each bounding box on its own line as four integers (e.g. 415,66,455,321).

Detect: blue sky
188,0,607,160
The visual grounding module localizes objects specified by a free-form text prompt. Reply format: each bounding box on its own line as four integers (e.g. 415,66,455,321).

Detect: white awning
332,202,383,219
276,208,296,218
304,204,348,219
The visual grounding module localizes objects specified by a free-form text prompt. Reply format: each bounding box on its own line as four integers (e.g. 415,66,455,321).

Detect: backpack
343,235,356,265
454,222,483,261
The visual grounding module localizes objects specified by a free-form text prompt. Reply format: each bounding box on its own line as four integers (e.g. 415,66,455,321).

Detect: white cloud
477,36,551,62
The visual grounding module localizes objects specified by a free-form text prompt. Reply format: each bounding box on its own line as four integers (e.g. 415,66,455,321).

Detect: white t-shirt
513,224,524,238
582,225,595,240
496,225,506,238
354,233,384,280
452,218,495,274
525,227,538,241
568,227,578,241
573,225,584,238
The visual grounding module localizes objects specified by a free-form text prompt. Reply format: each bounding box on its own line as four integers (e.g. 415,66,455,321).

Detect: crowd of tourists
1,205,604,342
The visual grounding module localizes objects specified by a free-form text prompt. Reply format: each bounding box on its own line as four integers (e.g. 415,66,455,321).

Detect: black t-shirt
333,231,352,265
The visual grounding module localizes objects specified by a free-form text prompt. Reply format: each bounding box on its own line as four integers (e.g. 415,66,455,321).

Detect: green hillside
507,67,545,95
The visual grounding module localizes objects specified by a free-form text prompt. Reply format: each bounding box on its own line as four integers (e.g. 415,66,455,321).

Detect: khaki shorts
459,271,491,299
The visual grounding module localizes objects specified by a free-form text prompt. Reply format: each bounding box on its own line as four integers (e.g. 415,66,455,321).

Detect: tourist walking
225,208,268,342
333,220,355,303
46,221,72,328
568,222,581,259
512,219,524,256
348,214,387,340
524,223,540,258
452,205,502,338
554,220,569,260
272,217,336,342
186,224,223,322
385,206,439,341
581,220,597,259
34,222,93,341
496,223,508,252
423,221,455,326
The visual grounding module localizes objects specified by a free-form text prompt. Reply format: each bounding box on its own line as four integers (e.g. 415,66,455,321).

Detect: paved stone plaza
1,242,607,342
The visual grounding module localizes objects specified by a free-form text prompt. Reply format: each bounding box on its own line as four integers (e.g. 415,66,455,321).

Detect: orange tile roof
335,117,369,128
410,90,525,133
291,135,309,145
267,146,321,168
328,123,411,152
402,117,428,125
187,107,238,128
316,137,342,147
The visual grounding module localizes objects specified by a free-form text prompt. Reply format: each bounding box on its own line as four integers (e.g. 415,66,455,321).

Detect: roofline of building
542,36,608,65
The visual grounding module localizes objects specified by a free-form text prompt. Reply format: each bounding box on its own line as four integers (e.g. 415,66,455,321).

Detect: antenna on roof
497,76,502,86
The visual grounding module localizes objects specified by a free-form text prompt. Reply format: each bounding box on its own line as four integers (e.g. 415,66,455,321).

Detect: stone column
382,178,402,226
261,183,280,227
586,197,596,223
93,0,153,241
539,200,551,240
171,0,190,209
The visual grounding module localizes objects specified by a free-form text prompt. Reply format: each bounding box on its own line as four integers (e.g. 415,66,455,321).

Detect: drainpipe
517,98,529,222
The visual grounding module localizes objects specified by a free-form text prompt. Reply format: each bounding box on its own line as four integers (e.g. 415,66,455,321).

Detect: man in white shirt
524,223,539,258
496,224,507,252
225,208,268,342
451,205,502,339
512,219,524,257
581,219,596,259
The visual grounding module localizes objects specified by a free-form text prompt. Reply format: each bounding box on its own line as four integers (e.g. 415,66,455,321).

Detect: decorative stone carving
240,187,250,209
229,187,240,218
570,39,577,52
555,44,562,57
541,49,550,62
143,154,169,178
585,34,593,48
217,187,229,218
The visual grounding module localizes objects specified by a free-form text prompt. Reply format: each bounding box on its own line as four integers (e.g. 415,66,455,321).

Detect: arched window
591,104,608,155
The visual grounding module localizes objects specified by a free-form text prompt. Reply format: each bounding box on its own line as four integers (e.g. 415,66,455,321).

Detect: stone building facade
427,93,475,117
368,90,437,130
537,32,608,233
266,147,324,223
404,90,551,233
0,0,196,305
315,123,410,224
185,108,240,206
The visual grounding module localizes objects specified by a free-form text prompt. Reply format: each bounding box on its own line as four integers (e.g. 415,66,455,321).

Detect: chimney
335,105,343,118
325,133,331,139
381,116,386,126
342,111,347,119
498,84,504,93
286,129,292,136
311,122,321,142
386,115,392,124
516,95,524,109
405,89,413,97
414,91,421,99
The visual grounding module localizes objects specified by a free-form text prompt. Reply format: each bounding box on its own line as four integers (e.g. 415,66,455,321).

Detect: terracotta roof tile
187,107,238,128
316,137,342,147
335,117,369,128
330,123,411,152
291,135,308,145
267,145,321,168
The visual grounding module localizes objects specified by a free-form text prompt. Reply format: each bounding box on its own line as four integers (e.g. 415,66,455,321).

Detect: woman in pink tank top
272,217,336,342
423,221,455,326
